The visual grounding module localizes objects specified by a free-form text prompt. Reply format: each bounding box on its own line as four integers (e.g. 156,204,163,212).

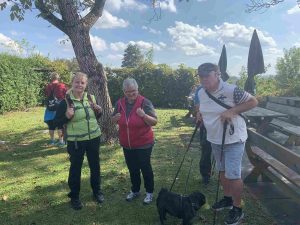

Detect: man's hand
196,111,203,123
220,109,236,123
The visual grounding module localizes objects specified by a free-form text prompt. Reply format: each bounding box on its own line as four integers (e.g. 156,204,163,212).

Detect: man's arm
220,96,258,123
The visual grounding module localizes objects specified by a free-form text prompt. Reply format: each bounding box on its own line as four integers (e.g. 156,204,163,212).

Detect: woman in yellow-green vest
54,72,104,210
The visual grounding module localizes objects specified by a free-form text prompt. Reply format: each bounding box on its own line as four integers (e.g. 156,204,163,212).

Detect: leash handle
169,122,200,192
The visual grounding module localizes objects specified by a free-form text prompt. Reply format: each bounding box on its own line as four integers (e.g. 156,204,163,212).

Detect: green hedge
0,54,49,113
107,63,198,108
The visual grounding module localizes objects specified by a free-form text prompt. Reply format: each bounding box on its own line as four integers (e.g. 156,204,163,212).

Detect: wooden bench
245,128,300,203
264,97,300,146
266,96,300,125
268,119,300,146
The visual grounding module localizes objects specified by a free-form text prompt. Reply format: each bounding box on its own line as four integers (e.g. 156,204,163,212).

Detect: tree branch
35,0,65,33
82,0,106,29
246,0,285,13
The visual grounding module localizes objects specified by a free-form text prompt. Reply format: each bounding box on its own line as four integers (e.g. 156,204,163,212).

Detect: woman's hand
136,107,146,118
66,106,75,119
112,113,121,123
92,104,102,114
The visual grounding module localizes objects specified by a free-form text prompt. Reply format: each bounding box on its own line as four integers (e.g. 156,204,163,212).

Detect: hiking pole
212,120,228,225
169,121,201,192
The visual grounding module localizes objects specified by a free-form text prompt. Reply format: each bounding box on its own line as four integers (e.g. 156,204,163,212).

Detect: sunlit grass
0,107,274,225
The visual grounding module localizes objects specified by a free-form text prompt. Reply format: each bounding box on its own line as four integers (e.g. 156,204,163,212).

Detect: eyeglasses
124,89,138,94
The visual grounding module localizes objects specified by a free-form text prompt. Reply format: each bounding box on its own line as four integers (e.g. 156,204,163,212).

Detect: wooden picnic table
268,96,300,107
243,106,288,134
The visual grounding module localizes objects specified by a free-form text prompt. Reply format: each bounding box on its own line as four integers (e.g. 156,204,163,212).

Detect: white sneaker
126,191,140,201
143,192,153,205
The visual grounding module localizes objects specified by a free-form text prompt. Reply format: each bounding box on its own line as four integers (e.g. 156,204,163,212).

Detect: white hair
122,78,138,91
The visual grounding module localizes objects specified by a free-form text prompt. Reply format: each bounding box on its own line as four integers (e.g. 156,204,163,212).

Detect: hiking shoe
93,193,104,204
143,192,153,205
70,198,83,210
126,191,140,202
225,206,244,225
212,197,233,211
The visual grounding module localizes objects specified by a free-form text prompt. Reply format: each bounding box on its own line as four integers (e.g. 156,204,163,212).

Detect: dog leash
184,157,194,195
169,121,200,192
212,121,228,225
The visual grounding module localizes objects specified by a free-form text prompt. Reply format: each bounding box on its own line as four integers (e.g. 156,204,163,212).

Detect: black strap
205,90,248,121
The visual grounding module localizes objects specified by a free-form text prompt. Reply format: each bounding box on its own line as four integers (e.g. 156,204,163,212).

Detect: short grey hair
123,78,138,91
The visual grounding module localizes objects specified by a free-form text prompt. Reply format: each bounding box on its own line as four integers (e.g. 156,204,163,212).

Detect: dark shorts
45,120,63,130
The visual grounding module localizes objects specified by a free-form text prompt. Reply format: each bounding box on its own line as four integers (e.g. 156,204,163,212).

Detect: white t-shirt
198,80,251,145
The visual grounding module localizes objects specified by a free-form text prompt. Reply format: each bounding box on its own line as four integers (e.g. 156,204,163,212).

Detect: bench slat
252,146,300,188
247,128,300,173
270,119,300,136
266,102,300,118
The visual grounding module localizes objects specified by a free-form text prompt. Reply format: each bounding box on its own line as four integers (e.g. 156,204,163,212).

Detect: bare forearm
231,97,258,114
143,114,157,126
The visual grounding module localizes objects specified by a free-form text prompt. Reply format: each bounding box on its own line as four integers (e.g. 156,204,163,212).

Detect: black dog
156,188,206,225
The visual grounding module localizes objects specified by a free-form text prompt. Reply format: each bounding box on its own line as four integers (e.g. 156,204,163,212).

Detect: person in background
54,72,104,210
111,78,157,205
44,72,67,146
194,85,212,185
197,63,257,225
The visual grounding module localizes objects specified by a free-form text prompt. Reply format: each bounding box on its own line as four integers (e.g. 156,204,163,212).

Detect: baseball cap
197,63,218,77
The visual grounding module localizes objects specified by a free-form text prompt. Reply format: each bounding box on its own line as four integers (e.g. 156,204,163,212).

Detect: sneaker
48,140,56,145
143,192,153,205
70,198,83,210
57,141,65,147
93,193,104,204
126,191,140,202
212,197,233,211
225,207,244,225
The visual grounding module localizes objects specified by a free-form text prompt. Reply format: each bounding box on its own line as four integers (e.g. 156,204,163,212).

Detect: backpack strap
65,93,74,108
87,93,95,107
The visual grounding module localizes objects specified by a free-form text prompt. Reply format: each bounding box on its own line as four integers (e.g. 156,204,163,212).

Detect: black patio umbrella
218,44,229,81
244,29,265,95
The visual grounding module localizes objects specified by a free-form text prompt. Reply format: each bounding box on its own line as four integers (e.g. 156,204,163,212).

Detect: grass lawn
0,107,274,225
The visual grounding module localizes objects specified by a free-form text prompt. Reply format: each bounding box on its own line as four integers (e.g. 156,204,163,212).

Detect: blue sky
0,0,299,76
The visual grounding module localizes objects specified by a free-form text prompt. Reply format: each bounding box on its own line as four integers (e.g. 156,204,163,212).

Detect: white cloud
287,5,300,15
94,10,129,29
160,0,177,13
167,21,216,56
107,0,147,11
142,26,161,34
0,33,22,54
167,21,277,56
90,35,107,51
294,42,300,47
159,42,167,48
215,23,276,48
110,40,166,52
58,35,107,52
110,42,127,51
107,54,123,60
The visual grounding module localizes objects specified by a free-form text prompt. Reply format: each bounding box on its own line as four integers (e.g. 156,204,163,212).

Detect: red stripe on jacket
118,95,154,149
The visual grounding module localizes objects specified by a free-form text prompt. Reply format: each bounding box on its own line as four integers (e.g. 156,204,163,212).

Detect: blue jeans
211,142,245,179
